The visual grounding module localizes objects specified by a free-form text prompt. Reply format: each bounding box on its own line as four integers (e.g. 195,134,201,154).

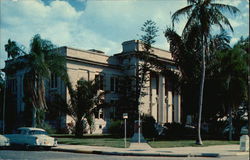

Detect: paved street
0,150,248,160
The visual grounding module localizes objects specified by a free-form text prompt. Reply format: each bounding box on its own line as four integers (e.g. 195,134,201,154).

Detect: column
174,93,181,123
167,91,173,123
158,74,166,124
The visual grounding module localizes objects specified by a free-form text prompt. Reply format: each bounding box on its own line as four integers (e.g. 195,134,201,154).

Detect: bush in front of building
142,115,158,138
109,120,123,137
37,122,56,134
162,122,195,139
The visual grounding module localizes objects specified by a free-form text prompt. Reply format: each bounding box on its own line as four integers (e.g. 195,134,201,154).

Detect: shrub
162,122,195,139
142,115,158,138
37,122,56,134
109,120,123,137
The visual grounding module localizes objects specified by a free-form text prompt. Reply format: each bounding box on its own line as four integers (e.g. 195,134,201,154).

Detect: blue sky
0,0,249,69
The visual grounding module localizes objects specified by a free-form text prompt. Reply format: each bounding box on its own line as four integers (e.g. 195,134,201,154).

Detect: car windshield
29,130,48,135
16,129,28,134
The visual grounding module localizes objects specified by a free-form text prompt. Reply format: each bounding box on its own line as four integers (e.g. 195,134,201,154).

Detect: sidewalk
52,143,249,157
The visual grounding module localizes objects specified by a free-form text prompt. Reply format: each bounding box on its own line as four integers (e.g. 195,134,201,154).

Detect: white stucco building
4,40,181,134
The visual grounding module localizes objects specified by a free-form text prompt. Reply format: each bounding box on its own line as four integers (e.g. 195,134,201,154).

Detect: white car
5,127,57,149
0,134,10,147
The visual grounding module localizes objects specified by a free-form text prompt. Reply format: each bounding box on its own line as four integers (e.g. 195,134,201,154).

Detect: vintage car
0,134,10,147
5,127,57,149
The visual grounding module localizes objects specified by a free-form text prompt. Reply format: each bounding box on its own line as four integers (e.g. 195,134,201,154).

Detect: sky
0,0,249,69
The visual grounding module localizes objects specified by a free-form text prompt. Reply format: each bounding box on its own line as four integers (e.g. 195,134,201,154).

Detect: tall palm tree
4,34,67,127
24,34,67,127
171,0,239,145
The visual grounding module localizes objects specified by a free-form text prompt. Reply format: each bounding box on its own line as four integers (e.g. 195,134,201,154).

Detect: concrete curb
51,148,224,157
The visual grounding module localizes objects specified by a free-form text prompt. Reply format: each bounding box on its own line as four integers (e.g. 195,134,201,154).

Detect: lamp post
123,113,128,148
138,108,141,144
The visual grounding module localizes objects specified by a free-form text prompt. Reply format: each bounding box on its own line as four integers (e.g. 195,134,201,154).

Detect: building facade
4,40,181,134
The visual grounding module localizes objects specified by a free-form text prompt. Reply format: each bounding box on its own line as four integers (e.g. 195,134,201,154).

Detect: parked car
5,127,57,149
0,134,10,147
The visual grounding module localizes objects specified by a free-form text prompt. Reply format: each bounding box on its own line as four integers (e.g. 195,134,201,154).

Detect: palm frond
172,5,193,25
182,10,198,36
165,28,185,61
211,7,234,32
211,3,240,16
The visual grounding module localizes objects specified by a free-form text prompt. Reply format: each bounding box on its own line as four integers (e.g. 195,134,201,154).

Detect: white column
167,91,173,123
174,93,181,123
151,77,158,121
158,74,165,124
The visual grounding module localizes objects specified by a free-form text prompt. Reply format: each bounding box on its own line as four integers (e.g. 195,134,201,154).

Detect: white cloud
219,0,241,7
228,18,244,28
230,37,239,45
1,0,249,70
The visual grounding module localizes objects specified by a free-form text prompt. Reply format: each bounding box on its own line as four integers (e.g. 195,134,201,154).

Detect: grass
51,134,239,148
51,134,130,148
148,140,239,148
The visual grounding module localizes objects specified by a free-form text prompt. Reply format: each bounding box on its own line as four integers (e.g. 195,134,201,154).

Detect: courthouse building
4,40,181,134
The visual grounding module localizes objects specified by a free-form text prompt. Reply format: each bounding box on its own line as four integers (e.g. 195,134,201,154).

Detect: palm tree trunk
75,119,83,137
32,107,37,127
196,39,206,145
228,105,233,141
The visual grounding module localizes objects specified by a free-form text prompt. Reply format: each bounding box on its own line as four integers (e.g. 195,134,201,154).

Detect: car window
17,129,28,135
29,130,47,135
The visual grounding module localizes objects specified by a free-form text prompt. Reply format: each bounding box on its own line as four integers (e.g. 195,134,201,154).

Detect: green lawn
148,140,239,148
51,134,130,148
51,134,239,148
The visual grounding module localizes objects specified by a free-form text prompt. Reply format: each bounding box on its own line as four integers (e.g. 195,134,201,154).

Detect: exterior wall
63,47,123,134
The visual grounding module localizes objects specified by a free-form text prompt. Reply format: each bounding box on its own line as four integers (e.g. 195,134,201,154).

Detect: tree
165,24,202,123
137,20,159,107
135,20,158,142
202,32,232,121
209,37,248,140
171,0,239,145
4,39,25,59
63,77,105,137
4,34,67,128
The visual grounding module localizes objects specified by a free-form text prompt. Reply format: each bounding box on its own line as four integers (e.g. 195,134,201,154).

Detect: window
115,77,119,92
110,77,114,91
7,79,17,93
94,109,104,119
95,74,104,90
99,109,104,119
50,73,58,89
110,76,119,92
110,100,117,119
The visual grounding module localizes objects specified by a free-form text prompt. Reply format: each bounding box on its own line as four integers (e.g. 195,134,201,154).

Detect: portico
149,73,181,124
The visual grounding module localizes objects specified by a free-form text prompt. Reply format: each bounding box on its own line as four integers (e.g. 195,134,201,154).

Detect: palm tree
5,39,25,59
63,77,105,137
24,34,67,127
171,0,239,144
4,34,67,127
